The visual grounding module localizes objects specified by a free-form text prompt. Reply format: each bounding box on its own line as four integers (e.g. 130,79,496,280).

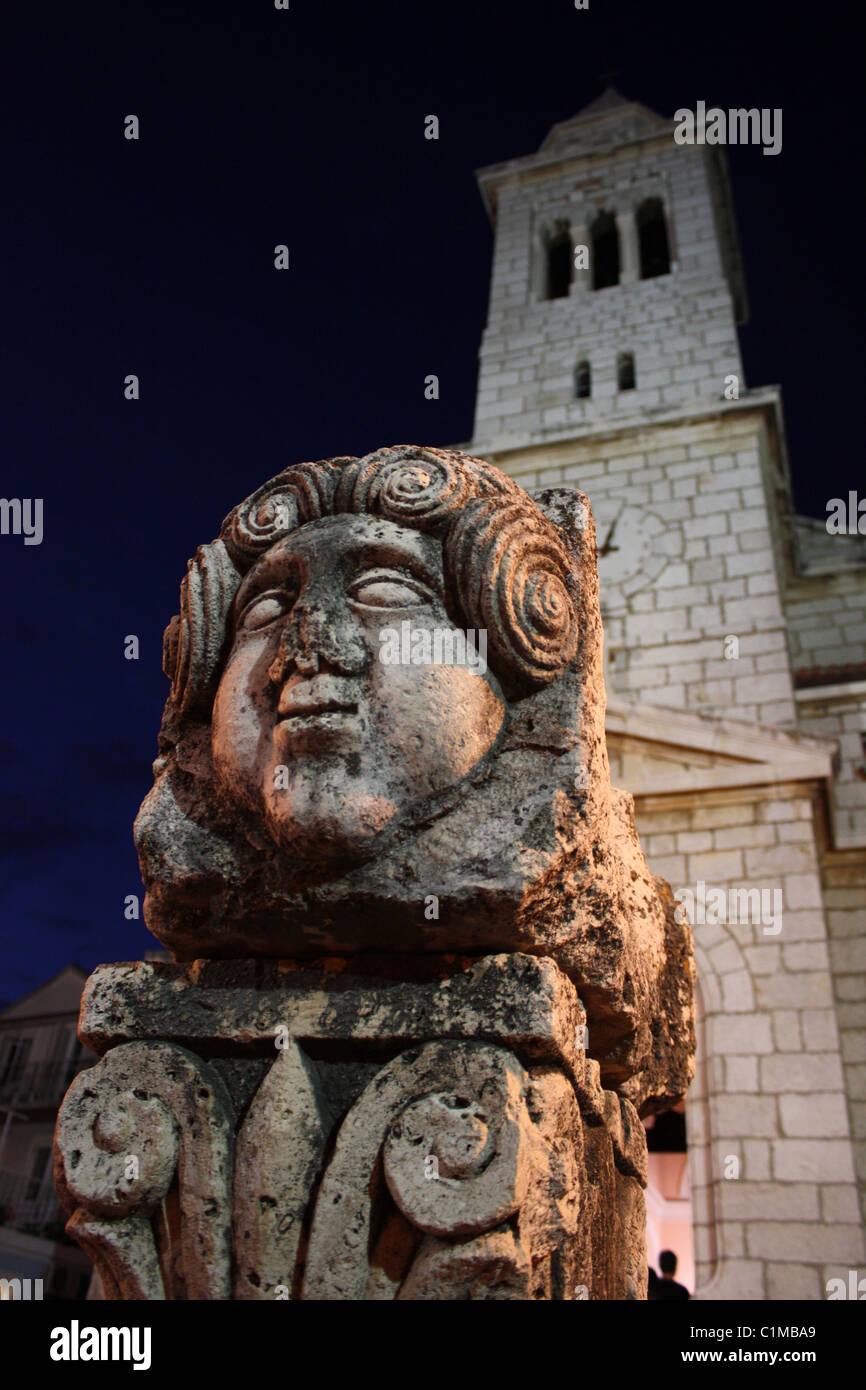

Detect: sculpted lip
277,675,361,720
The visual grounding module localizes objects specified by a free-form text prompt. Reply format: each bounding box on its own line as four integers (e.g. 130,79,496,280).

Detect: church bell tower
467,87,866,1299
469,86,797,730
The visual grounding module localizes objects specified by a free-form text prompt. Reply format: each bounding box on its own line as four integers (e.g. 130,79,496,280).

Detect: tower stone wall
467,87,866,1297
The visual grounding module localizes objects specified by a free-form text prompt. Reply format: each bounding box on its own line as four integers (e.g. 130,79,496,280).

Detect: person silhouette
650,1249,690,1300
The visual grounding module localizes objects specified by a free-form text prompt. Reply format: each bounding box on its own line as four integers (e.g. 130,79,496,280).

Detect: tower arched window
591,210,620,289
574,359,591,399
617,352,636,390
545,225,572,300
637,197,671,279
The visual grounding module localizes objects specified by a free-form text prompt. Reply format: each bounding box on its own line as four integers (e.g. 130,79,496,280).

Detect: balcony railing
0,1055,95,1108
0,1165,64,1234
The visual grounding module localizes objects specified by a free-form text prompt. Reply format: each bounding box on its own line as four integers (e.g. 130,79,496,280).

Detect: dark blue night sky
1,0,862,1005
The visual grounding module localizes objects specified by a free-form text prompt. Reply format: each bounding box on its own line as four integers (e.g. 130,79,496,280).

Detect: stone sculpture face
136,445,593,954
211,512,506,861
140,446,584,908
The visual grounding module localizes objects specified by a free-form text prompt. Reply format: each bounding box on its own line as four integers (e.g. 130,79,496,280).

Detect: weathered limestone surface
55,446,695,1298
59,955,648,1299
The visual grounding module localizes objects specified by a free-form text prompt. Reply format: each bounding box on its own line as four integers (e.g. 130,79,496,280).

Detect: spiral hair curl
163,446,580,715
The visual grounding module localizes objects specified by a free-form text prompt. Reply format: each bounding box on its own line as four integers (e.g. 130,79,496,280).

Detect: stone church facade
465,87,866,1299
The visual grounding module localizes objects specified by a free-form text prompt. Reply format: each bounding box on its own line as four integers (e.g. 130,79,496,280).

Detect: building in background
0,965,96,1299
467,87,866,1299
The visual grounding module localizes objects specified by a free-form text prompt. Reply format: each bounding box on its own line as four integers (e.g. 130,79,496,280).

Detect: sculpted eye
238,590,293,631
349,571,434,609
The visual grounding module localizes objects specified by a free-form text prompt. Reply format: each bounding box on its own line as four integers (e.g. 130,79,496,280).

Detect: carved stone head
135,446,694,1111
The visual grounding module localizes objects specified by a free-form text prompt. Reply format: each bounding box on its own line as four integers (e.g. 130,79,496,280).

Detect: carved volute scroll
55,1042,234,1300
303,1043,537,1299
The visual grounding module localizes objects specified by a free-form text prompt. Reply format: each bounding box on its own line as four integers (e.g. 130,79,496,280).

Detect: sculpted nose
267,588,367,683
290,601,329,675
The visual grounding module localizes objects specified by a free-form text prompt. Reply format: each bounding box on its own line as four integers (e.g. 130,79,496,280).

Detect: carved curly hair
162,445,580,719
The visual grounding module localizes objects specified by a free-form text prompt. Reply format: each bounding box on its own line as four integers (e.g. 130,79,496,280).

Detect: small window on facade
546,226,572,299
637,197,671,279
591,210,620,289
26,1147,51,1201
0,1035,32,1086
618,352,636,390
574,360,591,399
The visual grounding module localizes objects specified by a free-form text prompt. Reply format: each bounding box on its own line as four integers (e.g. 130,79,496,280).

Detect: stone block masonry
636,785,865,1296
